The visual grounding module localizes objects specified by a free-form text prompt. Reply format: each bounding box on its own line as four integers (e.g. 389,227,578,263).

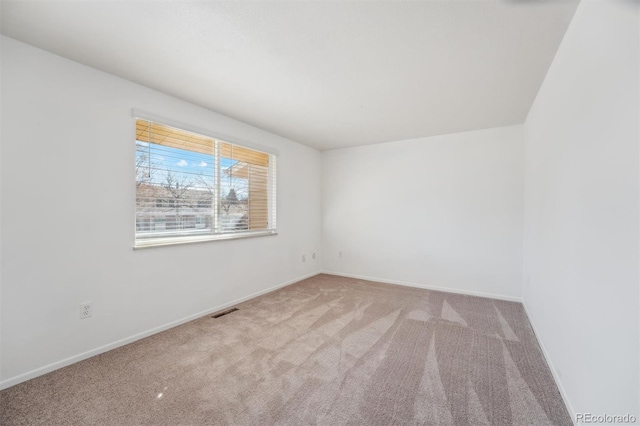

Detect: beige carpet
0,274,572,425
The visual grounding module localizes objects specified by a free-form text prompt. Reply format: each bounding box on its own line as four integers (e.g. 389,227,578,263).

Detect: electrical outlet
302,255,306,262
339,251,343,258
312,253,316,260
80,302,92,319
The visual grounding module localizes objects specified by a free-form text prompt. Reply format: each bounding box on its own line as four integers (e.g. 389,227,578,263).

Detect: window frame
132,109,278,249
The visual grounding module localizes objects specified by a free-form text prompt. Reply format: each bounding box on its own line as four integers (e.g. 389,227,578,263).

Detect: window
135,117,277,247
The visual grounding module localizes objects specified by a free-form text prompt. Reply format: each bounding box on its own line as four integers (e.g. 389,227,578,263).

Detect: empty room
0,0,638,425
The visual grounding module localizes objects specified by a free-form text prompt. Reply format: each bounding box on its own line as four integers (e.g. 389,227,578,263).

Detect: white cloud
177,159,188,167
199,161,208,167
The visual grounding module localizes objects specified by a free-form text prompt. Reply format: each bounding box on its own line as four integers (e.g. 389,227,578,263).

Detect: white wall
0,37,322,388
322,125,524,300
0,33,4,389
523,0,639,419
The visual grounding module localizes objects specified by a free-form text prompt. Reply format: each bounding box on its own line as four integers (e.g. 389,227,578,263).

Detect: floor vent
211,308,238,319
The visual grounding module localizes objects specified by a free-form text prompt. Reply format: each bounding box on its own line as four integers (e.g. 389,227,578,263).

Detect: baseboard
522,301,576,426
321,270,522,302
0,271,321,391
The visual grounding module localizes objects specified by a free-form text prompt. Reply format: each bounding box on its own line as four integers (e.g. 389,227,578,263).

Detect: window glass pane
136,140,215,237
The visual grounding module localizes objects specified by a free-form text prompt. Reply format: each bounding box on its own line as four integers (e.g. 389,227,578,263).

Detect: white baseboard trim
321,270,522,302
0,271,321,391
522,301,576,426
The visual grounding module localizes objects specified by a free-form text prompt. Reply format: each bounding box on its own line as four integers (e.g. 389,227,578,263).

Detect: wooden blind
135,120,269,166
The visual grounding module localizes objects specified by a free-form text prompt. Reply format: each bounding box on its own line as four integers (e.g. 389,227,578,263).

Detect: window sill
134,230,277,249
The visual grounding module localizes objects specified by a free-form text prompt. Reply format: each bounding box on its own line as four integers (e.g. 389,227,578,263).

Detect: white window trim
133,230,277,249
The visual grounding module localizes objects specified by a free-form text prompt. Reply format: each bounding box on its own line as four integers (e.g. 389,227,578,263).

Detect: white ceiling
0,0,579,150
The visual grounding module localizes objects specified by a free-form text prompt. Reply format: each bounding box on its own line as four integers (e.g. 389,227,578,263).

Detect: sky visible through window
136,140,248,199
